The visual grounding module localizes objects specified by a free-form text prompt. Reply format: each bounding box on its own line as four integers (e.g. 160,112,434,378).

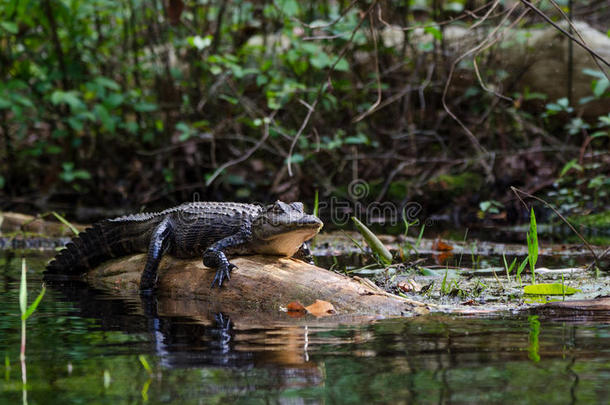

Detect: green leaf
582,68,606,80
527,208,538,283
503,253,516,275
444,2,464,12
516,255,529,279
310,51,332,69
256,75,268,86
51,90,85,110
94,104,115,132
424,26,442,41
188,35,212,50
277,0,299,16
67,116,84,131
133,102,158,112
104,93,124,109
352,217,393,265
560,159,583,177
287,153,304,164
1,21,18,34
72,170,91,180
139,355,153,375
0,96,10,109
593,78,609,98
95,77,121,91
334,58,349,72
598,114,610,127
21,287,46,321
523,283,580,295
51,211,80,235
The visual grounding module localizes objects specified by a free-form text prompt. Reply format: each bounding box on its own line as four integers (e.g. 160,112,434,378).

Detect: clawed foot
211,263,237,288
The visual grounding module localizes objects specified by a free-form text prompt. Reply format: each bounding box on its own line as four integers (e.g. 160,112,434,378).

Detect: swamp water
2,245,610,404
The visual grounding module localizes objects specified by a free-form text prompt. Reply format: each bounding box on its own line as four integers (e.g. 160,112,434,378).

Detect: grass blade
51,212,80,235
527,207,539,284
21,287,46,321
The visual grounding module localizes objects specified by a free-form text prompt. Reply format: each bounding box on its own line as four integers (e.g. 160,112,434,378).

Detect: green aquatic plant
401,206,425,256
526,208,539,284
51,212,80,236
19,258,46,405
523,283,580,295
516,256,529,287
503,253,517,283
528,315,540,363
351,217,392,266
440,269,449,296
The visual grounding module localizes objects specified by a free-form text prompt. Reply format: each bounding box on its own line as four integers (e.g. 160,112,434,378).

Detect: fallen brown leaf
305,299,336,317
286,301,307,313
433,251,453,265
432,238,454,251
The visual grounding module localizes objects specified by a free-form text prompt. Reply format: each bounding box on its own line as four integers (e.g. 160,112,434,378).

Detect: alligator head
251,201,323,256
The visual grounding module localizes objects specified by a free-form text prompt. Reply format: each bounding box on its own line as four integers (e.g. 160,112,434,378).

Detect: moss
429,172,484,195
568,211,610,228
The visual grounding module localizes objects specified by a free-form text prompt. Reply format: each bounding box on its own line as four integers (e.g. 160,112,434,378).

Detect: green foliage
581,68,610,100
479,200,504,217
543,97,573,117
19,258,46,321
516,256,529,286
528,315,540,363
527,208,538,284
59,162,91,183
560,159,583,177
0,0,607,212
523,283,580,296
351,217,393,266
51,211,80,235
502,253,516,283
138,355,153,375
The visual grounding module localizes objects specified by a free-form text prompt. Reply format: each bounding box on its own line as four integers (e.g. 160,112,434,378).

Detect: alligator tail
45,220,151,276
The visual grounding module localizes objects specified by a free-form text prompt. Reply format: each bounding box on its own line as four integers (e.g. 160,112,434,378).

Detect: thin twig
510,186,600,270
442,3,525,175
470,0,500,30
205,111,277,186
547,0,610,82
353,10,382,123
287,0,380,176
519,0,610,73
292,0,359,30
377,1,500,31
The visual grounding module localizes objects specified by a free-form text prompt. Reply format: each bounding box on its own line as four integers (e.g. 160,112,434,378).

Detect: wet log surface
85,254,430,317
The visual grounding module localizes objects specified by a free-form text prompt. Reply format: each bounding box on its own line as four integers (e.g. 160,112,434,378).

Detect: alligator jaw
254,219,323,256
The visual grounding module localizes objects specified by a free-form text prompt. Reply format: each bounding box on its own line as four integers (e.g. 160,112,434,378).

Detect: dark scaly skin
45,201,323,292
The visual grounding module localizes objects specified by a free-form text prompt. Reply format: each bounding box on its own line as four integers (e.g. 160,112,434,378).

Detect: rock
0,212,85,237
500,21,609,119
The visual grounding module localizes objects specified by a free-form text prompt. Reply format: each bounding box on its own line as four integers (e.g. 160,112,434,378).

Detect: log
85,254,430,317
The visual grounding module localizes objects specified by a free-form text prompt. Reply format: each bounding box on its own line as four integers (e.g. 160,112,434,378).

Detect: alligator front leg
140,217,173,293
293,242,314,264
203,233,248,288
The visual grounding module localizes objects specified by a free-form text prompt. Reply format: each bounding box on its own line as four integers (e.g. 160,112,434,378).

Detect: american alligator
45,201,323,291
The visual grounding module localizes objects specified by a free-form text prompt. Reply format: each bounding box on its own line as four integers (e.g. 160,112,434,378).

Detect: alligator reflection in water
48,279,323,378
